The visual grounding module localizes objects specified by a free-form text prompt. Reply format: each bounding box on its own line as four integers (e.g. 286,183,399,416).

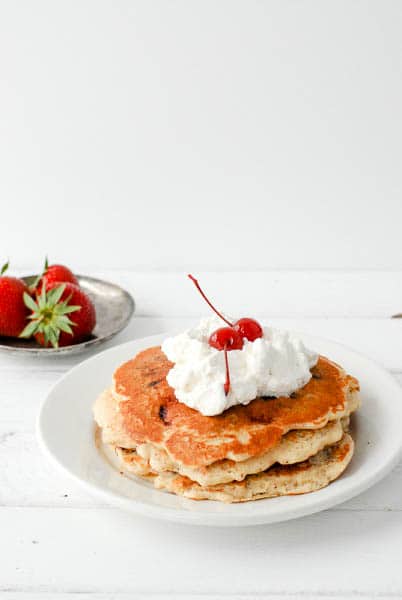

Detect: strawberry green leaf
19,320,39,339
57,320,74,335
29,275,41,292
43,328,50,346
48,326,59,348
48,284,66,305
61,304,81,314
1,261,9,276
30,256,50,292
23,292,38,312
38,285,48,310
22,284,81,348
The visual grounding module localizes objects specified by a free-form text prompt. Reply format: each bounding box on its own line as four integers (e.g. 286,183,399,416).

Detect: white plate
38,333,402,526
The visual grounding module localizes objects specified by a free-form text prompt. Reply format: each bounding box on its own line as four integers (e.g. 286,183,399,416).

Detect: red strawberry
0,262,30,337
35,258,78,293
43,264,78,288
21,282,96,348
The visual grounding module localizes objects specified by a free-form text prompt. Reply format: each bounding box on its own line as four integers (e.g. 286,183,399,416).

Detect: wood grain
1,509,402,596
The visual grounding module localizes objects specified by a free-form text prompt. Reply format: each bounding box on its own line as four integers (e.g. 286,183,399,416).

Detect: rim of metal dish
0,274,135,355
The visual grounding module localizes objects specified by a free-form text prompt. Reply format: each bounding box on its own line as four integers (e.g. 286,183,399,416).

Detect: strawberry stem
188,274,233,327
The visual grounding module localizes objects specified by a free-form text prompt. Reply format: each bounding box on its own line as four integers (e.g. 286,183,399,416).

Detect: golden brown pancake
101,346,359,468
152,434,354,503
110,416,350,486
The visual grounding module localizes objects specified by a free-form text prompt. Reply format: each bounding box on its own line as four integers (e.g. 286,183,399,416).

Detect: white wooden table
2,271,402,599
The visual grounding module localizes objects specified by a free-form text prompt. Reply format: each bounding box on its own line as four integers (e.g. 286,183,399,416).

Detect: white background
1,2,402,599
1,0,402,271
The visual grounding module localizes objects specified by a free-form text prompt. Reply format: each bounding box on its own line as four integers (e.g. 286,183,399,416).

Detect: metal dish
0,275,135,356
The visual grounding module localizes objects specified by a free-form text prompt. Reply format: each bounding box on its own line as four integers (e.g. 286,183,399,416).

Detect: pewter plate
0,275,135,356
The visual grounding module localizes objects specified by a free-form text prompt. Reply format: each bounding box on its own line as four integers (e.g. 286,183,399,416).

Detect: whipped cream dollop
161,316,318,416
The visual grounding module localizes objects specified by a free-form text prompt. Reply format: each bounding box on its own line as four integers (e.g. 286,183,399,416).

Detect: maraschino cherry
209,327,244,395
234,317,263,342
188,274,263,396
188,275,263,343
209,326,244,351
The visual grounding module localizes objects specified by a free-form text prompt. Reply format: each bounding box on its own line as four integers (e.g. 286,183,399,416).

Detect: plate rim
37,332,402,526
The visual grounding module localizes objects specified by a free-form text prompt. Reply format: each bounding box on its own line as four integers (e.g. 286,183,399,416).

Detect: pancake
94,389,136,448
153,434,354,503
94,346,360,468
112,417,350,486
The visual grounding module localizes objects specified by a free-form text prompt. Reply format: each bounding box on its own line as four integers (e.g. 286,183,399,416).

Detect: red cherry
234,318,263,342
209,327,244,351
209,327,243,396
188,275,264,342
187,274,262,397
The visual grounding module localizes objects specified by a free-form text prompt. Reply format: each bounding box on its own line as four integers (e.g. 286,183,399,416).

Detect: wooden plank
1,317,402,375
1,427,401,510
1,374,402,511
12,269,402,318
0,370,62,427
79,270,402,318
0,594,394,600
1,319,401,426
0,430,94,508
1,508,402,595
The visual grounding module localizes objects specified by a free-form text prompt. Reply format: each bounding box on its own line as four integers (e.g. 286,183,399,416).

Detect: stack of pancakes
94,347,360,503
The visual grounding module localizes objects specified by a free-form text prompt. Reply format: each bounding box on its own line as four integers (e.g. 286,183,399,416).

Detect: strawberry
0,262,30,337
21,282,96,348
34,257,78,293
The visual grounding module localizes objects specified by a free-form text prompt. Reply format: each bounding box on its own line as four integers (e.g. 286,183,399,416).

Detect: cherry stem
223,344,230,396
188,274,233,327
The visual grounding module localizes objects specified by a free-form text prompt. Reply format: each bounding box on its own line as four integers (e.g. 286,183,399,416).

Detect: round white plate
38,333,402,526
